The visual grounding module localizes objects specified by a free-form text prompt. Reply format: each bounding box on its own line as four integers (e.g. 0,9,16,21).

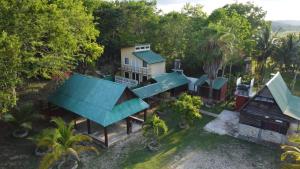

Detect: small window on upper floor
143,60,147,67
125,57,129,64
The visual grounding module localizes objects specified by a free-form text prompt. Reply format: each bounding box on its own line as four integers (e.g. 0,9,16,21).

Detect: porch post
126,118,132,134
144,110,147,122
87,119,91,134
104,127,108,147
74,120,77,130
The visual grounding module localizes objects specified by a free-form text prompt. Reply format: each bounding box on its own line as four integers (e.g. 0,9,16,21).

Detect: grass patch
121,108,280,169
202,99,235,114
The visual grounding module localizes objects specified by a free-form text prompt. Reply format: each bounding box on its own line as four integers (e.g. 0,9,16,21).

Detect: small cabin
120,44,166,84
239,72,300,135
194,75,228,101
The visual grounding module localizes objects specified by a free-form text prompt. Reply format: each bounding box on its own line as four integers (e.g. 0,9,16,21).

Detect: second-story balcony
121,64,151,75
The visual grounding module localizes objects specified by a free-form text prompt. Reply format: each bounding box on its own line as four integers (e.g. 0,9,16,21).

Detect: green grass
202,99,235,114
121,109,280,169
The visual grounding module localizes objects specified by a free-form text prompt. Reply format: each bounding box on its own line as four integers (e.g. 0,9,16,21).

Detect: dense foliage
173,93,202,126
143,114,168,142
0,0,103,114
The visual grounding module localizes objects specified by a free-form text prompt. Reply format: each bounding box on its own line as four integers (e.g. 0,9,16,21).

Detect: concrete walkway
200,109,218,118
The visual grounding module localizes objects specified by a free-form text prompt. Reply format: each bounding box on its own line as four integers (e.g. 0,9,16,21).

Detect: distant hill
272,20,300,33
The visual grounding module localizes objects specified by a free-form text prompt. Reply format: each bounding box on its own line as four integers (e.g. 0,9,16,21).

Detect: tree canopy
0,0,103,114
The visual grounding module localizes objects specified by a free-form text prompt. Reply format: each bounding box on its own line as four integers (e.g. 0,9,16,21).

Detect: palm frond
66,148,80,161
39,148,63,169
68,134,92,145
74,145,99,155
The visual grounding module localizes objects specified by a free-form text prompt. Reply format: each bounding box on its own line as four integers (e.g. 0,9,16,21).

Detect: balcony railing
115,76,138,88
121,64,150,75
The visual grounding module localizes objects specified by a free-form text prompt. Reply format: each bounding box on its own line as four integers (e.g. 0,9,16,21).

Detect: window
136,73,139,81
125,57,129,64
132,73,135,80
124,72,129,78
143,60,147,67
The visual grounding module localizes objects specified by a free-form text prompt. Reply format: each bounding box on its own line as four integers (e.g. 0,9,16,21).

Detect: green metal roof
266,72,300,120
48,74,149,127
195,75,227,90
133,50,165,64
133,72,189,99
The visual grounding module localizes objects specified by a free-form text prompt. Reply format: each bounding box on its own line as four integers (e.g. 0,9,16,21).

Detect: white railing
115,76,138,88
121,64,150,75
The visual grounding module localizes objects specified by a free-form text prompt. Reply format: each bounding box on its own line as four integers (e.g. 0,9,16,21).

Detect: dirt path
169,143,280,169
81,132,146,169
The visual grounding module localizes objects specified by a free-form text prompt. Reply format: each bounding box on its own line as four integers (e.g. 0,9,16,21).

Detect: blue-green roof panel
133,50,165,64
266,72,300,120
48,74,149,127
195,75,227,90
133,72,189,99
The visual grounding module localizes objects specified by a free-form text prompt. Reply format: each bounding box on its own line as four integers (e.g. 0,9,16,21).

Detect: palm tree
38,117,98,169
199,27,233,103
281,134,300,168
253,25,278,85
143,114,168,151
3,102,43,138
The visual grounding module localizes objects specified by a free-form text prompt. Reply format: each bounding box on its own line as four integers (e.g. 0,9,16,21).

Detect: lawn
118,109,281,169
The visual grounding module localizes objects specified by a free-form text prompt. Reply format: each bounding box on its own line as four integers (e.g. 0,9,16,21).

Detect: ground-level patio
204,110,300,145
74,117,143,147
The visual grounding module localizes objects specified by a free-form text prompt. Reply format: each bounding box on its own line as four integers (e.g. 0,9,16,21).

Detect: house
121,44,166,83
239,72,300,135
194,75,228,101
48,74,149,147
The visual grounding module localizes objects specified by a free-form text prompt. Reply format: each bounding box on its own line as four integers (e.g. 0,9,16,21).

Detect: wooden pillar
144,110,147,122
104,127,108,147
87,119,91,134
126,118,131,134
74,120,77,130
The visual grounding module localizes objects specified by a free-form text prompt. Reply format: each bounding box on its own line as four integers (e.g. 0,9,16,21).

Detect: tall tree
253,25,278,85
0,0,103,114
0,32,20,114
198,27,233,103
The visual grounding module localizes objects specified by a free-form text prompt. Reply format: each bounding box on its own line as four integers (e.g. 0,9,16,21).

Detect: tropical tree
198,27,233,103
253,24,278,85
143,114,168,151
173,93,202,128
0,32,21,114
0,0,103,115
281,134,300,169
2,102,43,138
38,117,98,169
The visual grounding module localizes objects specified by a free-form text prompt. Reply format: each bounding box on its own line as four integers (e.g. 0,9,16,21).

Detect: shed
48,74,149,147
239,72,300,134
133,72,189,99
194,75,228,101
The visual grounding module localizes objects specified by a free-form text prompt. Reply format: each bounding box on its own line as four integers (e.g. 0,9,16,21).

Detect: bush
173,93,203,127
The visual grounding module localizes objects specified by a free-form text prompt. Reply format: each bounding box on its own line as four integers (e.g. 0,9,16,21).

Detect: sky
156,0,300,21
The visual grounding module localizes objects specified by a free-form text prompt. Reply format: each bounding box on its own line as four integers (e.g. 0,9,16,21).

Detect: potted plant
3,102,43,138
38,117,99,169
143,114,168,151
172,93,202,129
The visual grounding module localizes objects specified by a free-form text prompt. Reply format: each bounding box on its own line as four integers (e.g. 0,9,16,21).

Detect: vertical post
144,110,147,122
87,119,91,134
126,118,130,134
74,120,77,130
104,127,108,147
